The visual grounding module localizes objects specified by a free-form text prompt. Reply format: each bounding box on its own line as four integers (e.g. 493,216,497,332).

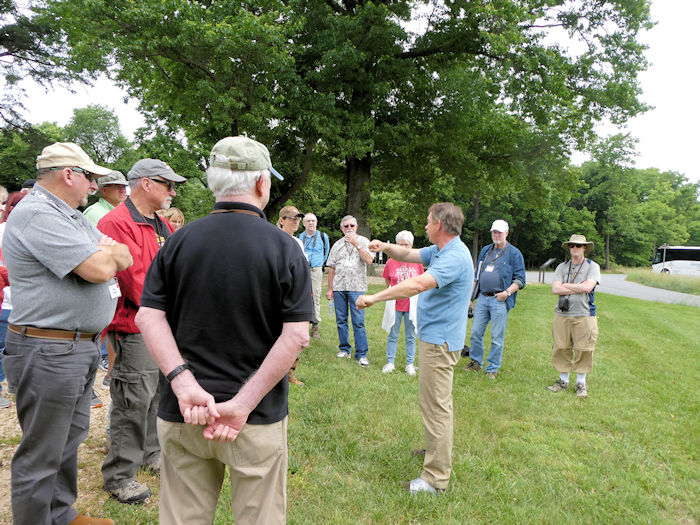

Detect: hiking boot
91,390,103,408
405,364,417,376
311,325,320,339
70,514,114,525
106,479,152,504
462,360,481,372
142,455,161,475
575,383,588,398
382,363,395,374
288,370,304,386
486,371,497,379
547,379,569,393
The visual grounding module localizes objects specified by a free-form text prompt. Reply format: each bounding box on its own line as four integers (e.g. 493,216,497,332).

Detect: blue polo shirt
418,236,473,351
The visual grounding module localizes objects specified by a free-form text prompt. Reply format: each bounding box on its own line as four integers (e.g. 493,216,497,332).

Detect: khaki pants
551,314,598,373
310,266,323,325
157,417,288,525
417,339,460,490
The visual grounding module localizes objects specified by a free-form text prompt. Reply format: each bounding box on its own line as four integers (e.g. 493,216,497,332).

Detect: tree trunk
605,233,610,270
345,154,372,238
471,191,480,264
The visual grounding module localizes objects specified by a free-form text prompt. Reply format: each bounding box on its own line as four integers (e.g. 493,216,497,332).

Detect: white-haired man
3,142,133,525
325,215,374,366
135,136,312,524
463,219,526,379
299,212,329,338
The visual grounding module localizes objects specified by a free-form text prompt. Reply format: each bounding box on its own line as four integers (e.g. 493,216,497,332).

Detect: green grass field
3,284,698,524
623,268,700,296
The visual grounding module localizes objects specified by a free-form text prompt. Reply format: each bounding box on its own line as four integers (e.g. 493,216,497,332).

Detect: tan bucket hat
562,234,594,253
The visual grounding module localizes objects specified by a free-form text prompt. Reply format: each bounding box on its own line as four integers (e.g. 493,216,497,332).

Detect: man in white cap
98,159,186,504
2,142,133,525
463,219,525,378
136,136,312,524
83,170,129,227
547,234,601,398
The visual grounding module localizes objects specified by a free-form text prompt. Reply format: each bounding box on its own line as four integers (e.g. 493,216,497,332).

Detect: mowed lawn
1,284,697,524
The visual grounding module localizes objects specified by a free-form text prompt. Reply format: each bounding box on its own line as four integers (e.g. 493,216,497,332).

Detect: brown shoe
288,370,304,386
311,325,320,339
462,360,481,372
70,513,114,525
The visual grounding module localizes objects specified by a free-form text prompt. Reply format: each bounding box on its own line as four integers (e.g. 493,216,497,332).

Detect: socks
560,372,570,384
576,373,587,386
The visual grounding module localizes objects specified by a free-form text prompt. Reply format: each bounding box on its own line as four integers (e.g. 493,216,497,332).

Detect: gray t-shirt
3,185,119,332
553,258,601,317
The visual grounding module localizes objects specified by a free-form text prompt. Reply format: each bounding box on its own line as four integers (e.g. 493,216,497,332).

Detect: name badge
109,281,122,300
485,264,495,272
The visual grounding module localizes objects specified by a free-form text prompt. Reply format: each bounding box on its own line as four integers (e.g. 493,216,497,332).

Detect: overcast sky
18,1,699,183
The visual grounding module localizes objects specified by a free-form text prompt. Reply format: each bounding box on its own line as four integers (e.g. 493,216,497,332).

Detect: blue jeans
385,310,416,365
0,308,10,391
333,291,368,359
469,295,509,372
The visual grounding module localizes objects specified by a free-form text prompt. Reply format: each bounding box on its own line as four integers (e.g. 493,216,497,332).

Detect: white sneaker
336,351,351,359
358,357,370,367
408,477,441,495
382,363,395,374
405,364,417,376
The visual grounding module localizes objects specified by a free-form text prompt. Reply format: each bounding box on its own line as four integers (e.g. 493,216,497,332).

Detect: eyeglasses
53,166,96,183
342,224,357,229
148,178,176,191
569,244,585,248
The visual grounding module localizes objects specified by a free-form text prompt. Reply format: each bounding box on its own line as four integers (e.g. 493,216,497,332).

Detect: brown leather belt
8,324,99,341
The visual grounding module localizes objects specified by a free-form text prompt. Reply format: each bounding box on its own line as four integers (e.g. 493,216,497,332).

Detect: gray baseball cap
209,136,283,180
128,159,187,183
98,170,129,188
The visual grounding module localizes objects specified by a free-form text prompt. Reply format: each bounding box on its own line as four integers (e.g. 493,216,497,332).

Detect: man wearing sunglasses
325,216,374,366
98,159,186,504
548,234,601,398
2,142,133,525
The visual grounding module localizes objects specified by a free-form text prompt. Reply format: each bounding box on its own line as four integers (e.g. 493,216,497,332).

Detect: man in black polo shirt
136,136,312,525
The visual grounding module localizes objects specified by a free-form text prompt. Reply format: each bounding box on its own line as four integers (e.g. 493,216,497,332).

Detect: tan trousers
310,266,323,324
417,339,460,490
157,417,288,525
551,314,598,373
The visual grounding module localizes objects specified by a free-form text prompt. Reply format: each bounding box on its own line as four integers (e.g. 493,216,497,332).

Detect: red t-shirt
382,258,424,312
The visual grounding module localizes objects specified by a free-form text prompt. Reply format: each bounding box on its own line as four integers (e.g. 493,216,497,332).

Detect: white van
651,245,700,277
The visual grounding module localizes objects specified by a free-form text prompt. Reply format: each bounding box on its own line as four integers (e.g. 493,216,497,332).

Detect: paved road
527,271,700,308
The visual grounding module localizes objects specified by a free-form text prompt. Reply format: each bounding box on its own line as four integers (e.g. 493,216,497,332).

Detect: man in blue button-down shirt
298,213,329,338
463,219,525,379
356,203,473,495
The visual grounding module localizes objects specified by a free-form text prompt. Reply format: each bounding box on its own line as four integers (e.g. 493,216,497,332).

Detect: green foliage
63,105,131,164
624,268,700,296
0,122,65,189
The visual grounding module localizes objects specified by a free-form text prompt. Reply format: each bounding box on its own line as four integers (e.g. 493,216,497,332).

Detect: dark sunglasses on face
148,178,176,191
342,224,357,228
569,243,585,248
52,166,96,183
